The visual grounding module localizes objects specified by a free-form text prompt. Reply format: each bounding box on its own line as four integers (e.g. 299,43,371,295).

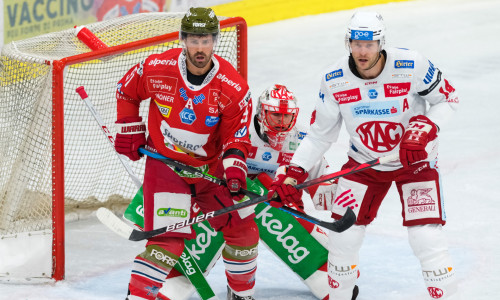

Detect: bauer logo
394,60,414,69
351,30,373,40
325,69,343,81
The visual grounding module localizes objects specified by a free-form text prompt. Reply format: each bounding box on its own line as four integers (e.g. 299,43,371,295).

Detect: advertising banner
1,0,168,46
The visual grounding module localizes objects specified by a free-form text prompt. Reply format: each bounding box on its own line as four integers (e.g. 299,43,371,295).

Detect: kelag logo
325,69,343,81
394,60,414,69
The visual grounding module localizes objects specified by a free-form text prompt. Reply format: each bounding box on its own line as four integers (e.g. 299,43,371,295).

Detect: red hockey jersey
116,48,252,180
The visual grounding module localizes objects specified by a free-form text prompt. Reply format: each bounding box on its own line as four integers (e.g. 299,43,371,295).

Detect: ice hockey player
153,84,357,300
268,11,459,299
113,7,258,300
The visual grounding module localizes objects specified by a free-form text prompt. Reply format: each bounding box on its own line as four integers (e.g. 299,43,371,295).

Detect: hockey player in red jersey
114,7,258,300
268,11,459,299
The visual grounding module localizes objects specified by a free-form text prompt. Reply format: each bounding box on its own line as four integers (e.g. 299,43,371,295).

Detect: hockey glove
223,154,248,193
115,116,146,161
267,165,308,208
399,115,438,167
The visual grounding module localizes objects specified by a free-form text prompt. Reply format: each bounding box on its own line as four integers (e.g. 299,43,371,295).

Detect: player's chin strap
99,149,399,241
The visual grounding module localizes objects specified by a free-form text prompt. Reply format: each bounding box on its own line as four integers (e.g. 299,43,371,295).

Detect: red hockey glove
115,116,146,161
399,115,438,167
267,165,308,208
223,154,248,193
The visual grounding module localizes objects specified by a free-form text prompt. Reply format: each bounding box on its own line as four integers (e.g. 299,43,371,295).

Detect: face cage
259,103,299,134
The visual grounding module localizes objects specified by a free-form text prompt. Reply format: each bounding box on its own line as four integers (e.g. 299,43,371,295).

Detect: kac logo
368,89,378,99
262,152,272,161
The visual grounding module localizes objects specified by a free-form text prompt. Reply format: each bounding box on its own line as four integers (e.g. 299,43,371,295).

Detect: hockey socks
128,242,183,300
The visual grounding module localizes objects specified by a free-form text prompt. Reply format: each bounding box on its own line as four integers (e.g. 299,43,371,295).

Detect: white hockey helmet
256,84,299,150
345,11,386,52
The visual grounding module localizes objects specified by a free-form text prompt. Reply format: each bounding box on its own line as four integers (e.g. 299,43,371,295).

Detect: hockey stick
76,86,142,188
76,86,219,300
138,146,355,232
100,153,398,241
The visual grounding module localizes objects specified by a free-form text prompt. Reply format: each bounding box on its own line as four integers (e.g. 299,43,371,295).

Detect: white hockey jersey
247,118,336,210
292,47,459,171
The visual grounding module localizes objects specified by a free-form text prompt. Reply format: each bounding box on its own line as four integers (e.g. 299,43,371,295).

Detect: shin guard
408,224,457,299
128,240,184,300
327,225,365,300
222,221,259,297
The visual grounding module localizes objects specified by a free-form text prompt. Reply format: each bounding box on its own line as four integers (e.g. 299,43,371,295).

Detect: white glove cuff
116,122,146,134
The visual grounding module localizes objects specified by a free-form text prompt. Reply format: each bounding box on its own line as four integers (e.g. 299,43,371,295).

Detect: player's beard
186,50,212,69
355,52,381,71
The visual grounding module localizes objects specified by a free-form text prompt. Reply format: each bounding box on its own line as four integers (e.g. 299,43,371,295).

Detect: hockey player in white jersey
268,12,459,299
151,84,358,300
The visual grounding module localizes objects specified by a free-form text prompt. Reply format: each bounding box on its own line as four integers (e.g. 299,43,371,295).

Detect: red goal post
0,13,247,281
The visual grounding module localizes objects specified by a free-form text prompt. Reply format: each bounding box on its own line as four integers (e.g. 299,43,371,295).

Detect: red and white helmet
256,84,299,150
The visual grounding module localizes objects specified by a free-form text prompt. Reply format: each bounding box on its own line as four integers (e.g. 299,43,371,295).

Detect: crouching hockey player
124,84,359,299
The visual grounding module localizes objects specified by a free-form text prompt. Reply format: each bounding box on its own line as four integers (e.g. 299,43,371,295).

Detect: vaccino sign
0,0,167,46
2,0,95,44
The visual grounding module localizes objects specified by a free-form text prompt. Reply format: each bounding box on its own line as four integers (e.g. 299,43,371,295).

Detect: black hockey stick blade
277,205,356,233
241,189,356,233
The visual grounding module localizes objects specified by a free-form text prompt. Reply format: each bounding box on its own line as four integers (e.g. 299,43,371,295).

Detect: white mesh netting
0,12,243,236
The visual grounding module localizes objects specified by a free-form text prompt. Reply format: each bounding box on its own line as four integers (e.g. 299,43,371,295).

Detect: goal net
0,12,247,281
